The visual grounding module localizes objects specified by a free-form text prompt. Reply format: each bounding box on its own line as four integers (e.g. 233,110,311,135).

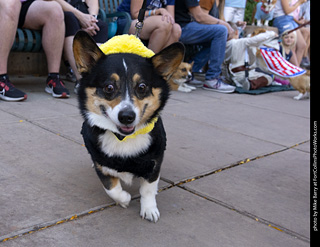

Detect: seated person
53,0,109,93
20,0,69,98
224,23,277,90
117,0,181,53
175,0,235,93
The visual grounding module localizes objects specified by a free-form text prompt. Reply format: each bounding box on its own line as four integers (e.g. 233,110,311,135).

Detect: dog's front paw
106,187,131,208
117,191,131,208
140,205,160,223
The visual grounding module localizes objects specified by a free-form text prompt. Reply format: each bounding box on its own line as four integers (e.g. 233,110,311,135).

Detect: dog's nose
118,109,136,125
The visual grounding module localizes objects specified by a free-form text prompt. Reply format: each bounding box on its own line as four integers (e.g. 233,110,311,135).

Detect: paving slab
184,148,310,239
1,188,309,247
162,116,284,183
165,90,310,147
0,120,106,237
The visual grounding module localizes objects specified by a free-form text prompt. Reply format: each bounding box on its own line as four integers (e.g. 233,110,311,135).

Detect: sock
48,73,60,79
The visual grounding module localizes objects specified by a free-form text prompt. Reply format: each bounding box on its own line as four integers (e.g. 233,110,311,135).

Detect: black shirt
175,0,200,27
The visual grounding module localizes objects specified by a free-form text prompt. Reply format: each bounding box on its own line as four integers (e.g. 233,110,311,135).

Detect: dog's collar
113,117,158,142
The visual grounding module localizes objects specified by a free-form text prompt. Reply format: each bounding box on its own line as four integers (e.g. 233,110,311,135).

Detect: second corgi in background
168,62,196,93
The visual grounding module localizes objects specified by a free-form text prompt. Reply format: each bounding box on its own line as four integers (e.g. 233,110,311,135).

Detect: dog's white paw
139,177,160,222
140,205,160,223
117,190,131,208
178,85,192,93
105,185,131,208
294,93,303,100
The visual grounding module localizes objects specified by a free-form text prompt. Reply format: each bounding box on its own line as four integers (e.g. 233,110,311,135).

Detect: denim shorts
273,15,298,35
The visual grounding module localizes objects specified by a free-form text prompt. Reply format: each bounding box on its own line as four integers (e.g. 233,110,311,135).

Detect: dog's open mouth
99,105,136,136
118,126,135,135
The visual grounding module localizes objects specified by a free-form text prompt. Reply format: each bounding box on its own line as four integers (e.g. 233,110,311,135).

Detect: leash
134,0,148,38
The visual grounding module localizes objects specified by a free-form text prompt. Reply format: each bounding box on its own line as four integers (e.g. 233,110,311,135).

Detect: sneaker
203,78,235,93
74,80,80,94
187,75,204,87
45,75,70,98
65,66,76,83
0,76,27,101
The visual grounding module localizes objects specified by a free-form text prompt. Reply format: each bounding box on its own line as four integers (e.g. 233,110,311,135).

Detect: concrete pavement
0,76,311,246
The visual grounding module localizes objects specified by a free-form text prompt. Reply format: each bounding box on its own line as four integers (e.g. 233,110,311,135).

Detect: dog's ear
73,31,104,74
150,42,185,78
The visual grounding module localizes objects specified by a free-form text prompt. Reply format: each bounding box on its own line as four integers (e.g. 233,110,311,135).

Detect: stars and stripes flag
260,46,306,78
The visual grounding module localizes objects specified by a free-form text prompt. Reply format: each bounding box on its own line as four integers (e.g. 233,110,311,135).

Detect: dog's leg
294,92,309,100
178,85,192,93
95,168,131,208
294,93,303,100
257,19,262,26
184,83,197,91
139,176,160,222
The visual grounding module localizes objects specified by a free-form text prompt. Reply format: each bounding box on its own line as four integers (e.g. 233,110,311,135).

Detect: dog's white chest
99,131,152,158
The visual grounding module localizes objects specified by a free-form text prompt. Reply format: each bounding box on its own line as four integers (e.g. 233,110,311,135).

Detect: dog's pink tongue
120,126,134,133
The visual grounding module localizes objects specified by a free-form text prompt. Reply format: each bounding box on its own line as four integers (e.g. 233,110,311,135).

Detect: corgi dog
168,62,196,93
252,0,277,26
288,70,310,100
73,31,184,222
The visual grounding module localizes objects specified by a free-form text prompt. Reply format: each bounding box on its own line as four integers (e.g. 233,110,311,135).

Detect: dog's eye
181,68,187,72
104,84,115,94
137,83,147,94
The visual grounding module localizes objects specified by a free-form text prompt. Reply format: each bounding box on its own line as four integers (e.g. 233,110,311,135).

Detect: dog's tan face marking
172,62,193,80
133,88,161,126
85,87,121,115
132,73,141,85
110,73,120,83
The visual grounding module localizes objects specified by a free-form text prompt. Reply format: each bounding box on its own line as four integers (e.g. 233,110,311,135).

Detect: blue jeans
273,15,298,35
179,22,228,80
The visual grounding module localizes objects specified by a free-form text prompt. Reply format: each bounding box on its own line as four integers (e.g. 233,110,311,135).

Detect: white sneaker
203,78,235,93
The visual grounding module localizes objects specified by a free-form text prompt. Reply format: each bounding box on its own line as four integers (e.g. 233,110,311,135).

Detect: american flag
260,47,306,78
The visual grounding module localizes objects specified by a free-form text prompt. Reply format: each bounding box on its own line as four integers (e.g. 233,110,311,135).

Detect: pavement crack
178,184,310,243
160,140,310,243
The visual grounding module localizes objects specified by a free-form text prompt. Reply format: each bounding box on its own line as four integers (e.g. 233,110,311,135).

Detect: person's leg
295,29,307,66
23,0,65,74
224,6,236,22
64,11,82,81
0,0,27,101
166,23,181,48
180,22,228,80
180,22,234,93
234,7,245,23
22,0,69,98
128,16,173,53
0,0,21,74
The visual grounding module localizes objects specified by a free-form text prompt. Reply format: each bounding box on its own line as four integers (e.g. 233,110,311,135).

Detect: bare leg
22,0,65,73
128,16,173,53
0,0,21,74
294,30,307,66
64,36,81,80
